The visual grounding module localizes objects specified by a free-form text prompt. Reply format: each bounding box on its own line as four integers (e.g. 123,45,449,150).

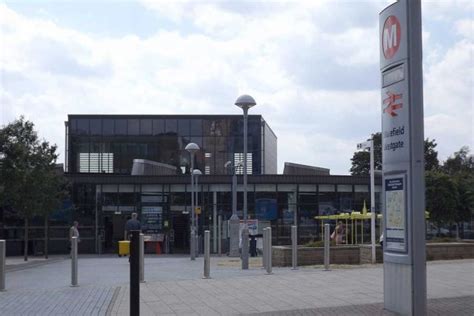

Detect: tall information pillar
379,1,426,315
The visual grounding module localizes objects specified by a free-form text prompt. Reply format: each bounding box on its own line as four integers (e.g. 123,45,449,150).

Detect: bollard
324,223,330,271
203,230,211,279
71,236,78,287
291,225,298,270
218,215,222,256
130,231,140,316
242,227,249,270
139,233,145,283
190,229,196,261
266,227,272,275
0,240,5,291
262,228,268,269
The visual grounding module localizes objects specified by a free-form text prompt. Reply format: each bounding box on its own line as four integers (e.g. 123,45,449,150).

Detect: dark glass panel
178,119,190,135
140,119,152,135
115,119,127,135
189,119,202,136
76,119,89,135
165,119,177,134
103,119,114,135
152,119,165,135
318,192,338,215
89,119,102,135
128,119,139,135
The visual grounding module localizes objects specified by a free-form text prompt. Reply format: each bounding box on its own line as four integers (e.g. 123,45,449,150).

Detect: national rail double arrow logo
383,91,403,117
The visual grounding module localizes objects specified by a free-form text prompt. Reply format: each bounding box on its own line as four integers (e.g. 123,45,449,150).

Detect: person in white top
69,221,80,254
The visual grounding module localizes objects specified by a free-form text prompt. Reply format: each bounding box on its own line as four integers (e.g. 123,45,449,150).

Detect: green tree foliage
0,117,66,260
350,133,382,175
424,138,439,171
442,147,474,224
442,146,473,175
350,134,439,175
425,171,459,227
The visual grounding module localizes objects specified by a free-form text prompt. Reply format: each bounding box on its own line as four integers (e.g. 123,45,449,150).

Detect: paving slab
1,255,473,315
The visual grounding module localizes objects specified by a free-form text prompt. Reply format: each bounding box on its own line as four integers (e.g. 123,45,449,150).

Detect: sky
0,0,472,175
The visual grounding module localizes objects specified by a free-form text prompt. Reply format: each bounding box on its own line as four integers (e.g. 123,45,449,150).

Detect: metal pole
0,240,5,291
195,175,200,258
229,169,240,257
139,233,144,283
203,230,210,279
324,224,330,271
213,192,217,253
218,215,222,256
291,225,298,270
266,227,272,275
190,153,195,260
71,236,78,287
370,139,376,264
262,228,267,269
242,107,249,270
130,231,140,316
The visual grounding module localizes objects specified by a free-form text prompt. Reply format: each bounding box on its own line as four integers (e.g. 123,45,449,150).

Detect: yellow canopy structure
314,202,429,245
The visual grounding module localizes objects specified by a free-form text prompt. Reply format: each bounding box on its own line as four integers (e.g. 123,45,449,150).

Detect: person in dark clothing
125,212,141,239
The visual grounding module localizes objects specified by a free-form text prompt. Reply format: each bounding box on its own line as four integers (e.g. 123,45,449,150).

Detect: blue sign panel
255,199,277,220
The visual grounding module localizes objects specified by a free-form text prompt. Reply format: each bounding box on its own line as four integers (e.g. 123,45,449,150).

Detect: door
172,213,189,253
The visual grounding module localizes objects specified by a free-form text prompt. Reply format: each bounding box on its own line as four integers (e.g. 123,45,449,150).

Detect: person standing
69,221,80,255
125,212,141,239
331,221,345,245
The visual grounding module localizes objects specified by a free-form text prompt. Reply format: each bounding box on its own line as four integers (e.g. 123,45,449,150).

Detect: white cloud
1,1,472,173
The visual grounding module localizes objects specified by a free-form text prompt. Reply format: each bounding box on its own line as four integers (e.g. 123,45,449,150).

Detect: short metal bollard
71,236,78,287
218,215,222,256
266,227,273,275
203,230,211,279
139,233,145,283
0,240,5,291
262,228,268,269
291,225,298,270
324,223,330,271
241,227,249,270
190,229,196,261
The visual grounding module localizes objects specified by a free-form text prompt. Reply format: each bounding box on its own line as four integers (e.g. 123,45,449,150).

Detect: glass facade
67,115,276,175
52,179,381,254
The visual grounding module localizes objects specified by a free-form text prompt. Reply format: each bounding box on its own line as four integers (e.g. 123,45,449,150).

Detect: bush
304,240,325,247
427,237,457,243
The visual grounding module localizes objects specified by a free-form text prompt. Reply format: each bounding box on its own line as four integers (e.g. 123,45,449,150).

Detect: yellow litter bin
118,240,130,257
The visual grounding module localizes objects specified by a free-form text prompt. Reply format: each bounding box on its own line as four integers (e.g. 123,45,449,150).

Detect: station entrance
100,211,191,255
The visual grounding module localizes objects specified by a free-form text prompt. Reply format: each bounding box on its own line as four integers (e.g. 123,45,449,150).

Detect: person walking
125,213,141,239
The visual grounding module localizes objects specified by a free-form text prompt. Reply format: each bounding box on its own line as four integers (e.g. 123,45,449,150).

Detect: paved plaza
1,255,473,315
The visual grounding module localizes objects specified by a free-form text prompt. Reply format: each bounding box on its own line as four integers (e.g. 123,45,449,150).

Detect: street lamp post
235,94,256,270
185,143,200,261
225,160,242,257
357,138,376,264
193,169,202,257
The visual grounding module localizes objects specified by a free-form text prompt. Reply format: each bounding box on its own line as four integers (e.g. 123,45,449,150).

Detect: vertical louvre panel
78,153,114,173
234,153,252,175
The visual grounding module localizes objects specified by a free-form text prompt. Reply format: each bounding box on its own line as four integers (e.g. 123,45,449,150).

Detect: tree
442,146,473,175
350,133,382,175
424,138,439,171
442,147,474,236
0,117,65,261
350,134,440,175
425,171,459,229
